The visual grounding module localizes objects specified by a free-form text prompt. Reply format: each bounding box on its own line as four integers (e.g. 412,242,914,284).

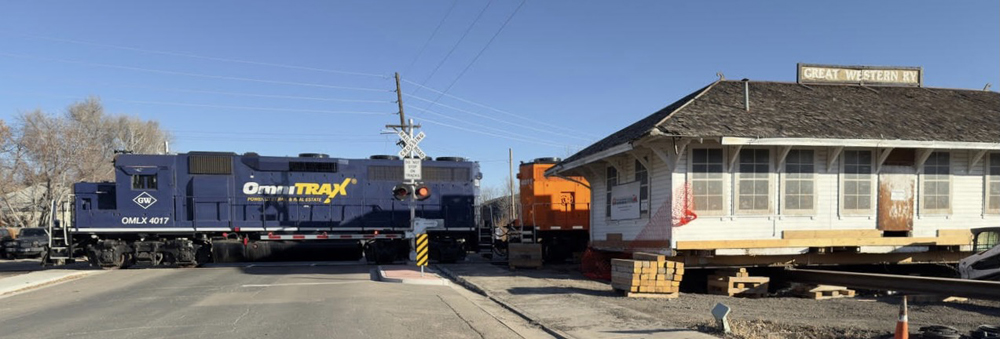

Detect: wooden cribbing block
707,275,769,297
632,252,667,262
790,284,856,300
714,268,748,278
624,292,679,299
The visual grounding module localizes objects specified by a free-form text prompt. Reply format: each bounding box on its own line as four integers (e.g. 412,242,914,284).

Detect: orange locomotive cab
516,157,590,261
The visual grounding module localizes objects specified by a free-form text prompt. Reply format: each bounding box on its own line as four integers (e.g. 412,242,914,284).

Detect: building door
877,165,915,232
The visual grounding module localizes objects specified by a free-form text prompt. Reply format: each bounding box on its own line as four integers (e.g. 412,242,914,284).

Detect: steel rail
784,268,1000,300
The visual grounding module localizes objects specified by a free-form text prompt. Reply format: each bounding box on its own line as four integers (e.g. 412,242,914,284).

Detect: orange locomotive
515,157,591,261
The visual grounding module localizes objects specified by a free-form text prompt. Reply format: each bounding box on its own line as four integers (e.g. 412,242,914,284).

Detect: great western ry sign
797,63,922,87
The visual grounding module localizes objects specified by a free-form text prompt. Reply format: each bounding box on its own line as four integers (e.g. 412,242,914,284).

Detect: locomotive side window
424,167,470,182
132,174,158,190
368,166,403,181
290,161,337,172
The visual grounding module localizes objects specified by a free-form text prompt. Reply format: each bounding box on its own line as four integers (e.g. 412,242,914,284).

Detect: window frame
734,148,773,215
634,159,649,214
605,166,618,218
780,149,817,216
131,174,158,191
689,148,727,216
987,153,1000,215
919,151,952,215
839,149,875,216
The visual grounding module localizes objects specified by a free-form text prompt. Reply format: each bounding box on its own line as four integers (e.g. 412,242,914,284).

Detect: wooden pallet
707,275,769,297
790,284,856,300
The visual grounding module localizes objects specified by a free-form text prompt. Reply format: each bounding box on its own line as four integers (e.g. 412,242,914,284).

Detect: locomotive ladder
44,197,75,266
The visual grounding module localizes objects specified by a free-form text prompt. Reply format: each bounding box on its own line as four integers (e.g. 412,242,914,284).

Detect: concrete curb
376,266,450,286
435,265,575,339
0,270,104,298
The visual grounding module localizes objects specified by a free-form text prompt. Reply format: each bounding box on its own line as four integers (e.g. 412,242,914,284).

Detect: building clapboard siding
549,73,1000,265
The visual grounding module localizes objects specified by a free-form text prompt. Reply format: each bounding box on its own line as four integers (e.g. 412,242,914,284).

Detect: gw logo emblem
133,192,157,209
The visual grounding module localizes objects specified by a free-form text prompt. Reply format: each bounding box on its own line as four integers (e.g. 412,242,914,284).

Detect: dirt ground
440,262,1000,339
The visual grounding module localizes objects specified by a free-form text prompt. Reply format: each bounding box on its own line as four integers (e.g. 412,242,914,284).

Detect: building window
691,149,724,212
737,149,770,213
988,153,1000,213
922,152,950,212
132,174,158,190
784,150,814,212
606,166,617,218
635,159,648,213
842,150,873,212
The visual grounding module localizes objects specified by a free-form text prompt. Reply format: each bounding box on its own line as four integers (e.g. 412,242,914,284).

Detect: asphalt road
0,263,550,339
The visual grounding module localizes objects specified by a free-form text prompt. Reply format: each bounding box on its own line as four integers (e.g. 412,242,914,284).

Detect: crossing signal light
415,185,431,201
392,184,413,201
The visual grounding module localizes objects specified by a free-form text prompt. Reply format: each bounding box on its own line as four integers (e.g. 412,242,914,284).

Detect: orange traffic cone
894,295,908,339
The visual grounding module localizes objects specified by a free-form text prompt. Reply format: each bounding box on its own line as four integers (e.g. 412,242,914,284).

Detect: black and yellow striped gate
415,234,429,267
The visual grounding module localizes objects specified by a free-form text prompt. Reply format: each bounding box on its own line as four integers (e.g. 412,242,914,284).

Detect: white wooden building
548,71,1000,266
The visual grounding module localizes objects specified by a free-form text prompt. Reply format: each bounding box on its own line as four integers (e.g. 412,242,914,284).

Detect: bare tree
479,175,520,237
0,97,172,227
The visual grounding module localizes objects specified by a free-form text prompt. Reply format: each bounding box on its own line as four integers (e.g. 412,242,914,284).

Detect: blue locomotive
66,151,482,268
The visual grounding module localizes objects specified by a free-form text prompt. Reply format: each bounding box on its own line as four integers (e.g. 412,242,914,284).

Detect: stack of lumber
508,243,543,269
790,284,856,300
610,252,684,299
708,268,769,297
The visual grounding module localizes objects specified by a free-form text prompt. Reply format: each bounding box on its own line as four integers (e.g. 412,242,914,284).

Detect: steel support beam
784,268,1000,300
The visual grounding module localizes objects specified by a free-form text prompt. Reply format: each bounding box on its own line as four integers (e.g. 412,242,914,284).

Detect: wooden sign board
797,63,922,87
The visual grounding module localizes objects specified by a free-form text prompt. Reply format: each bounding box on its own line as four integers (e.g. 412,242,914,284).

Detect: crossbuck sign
397,130,426,159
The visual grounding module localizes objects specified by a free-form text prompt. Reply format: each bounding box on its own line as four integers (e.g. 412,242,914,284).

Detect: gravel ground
441,262,1000,339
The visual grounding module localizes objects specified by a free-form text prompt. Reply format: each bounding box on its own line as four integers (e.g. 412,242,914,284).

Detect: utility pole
509,148,515,230
388,72,419,133
395,72,406,131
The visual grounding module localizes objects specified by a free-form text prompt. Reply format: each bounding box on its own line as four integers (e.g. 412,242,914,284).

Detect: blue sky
0,1,997,189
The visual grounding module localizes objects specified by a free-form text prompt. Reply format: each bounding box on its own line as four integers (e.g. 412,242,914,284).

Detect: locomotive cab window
132,174,158,190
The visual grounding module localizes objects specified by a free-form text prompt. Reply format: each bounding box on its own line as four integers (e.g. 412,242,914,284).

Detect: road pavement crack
231,306,251,327
438,295,487,339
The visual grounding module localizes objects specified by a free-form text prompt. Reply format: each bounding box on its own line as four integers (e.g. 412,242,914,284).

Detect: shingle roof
556,80,1000,171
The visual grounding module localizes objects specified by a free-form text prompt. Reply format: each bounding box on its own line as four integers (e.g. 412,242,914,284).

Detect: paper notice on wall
890,190,906,201
611,181,641,221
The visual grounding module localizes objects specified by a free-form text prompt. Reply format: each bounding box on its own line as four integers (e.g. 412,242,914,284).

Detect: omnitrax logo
242,178,357,203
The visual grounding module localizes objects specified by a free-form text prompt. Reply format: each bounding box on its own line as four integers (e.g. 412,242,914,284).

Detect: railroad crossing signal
397,130,426,159
415,233,429,267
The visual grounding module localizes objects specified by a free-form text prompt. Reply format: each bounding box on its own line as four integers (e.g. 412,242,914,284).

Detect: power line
411,113,577,149
413,0,494,94
403,79,602,138
104,98,391,116
402,0,459,75
405,93,592,142
405,104,569,146
0,74,395,104
0,52,392,92
423,0,526,109
2,92,391,116
406,106,580,149
0,31,389,78
179,136,386,143
174,130,379,138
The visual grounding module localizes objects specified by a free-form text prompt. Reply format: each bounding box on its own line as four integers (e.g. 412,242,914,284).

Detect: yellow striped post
416,234,429,267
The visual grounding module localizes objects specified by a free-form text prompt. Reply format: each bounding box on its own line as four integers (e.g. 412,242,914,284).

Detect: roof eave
722,137,1000,149
546,142,634,177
